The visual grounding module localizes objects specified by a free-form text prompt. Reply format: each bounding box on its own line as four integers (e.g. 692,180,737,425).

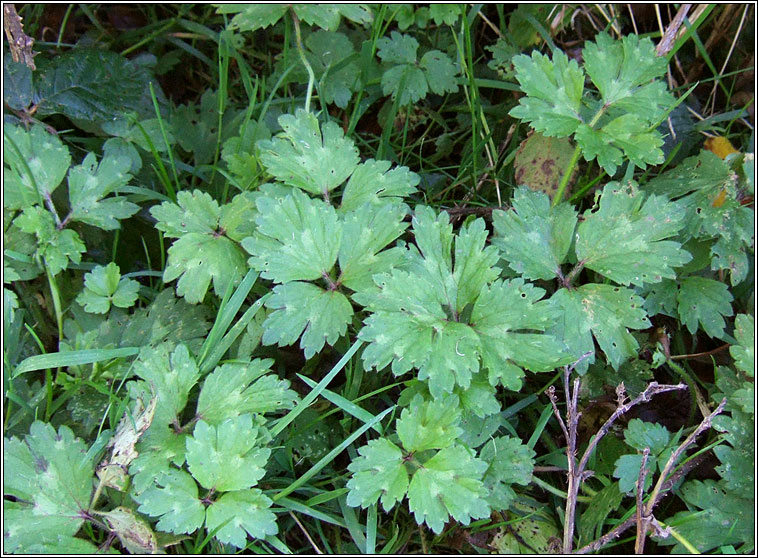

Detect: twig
655,4,691,57
288,511,322,554
634,448,652,554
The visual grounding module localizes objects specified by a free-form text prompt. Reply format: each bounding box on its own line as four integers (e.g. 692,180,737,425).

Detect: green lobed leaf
419,50,459,96
134,469,206,535
3,124,71,210
257,109,359,197
575,181,691,287
196,360,297,424
186,415,270,492
151,189,223,237
205,490,278,547
492,186,578,281
263,281,353,360
14,206,86,275
377,31,418,64
509,50,585,137
676,276,733,339
623,418,671,453
66,152,138,230
395,394,462,453
76,262,140,314
612,453,651,493
339,159,419,212
3,422,94,551
551,283,651,373
479,436,535,509
305,30,360,108
730,314,754,377
407,445,490,534
346,438,409,511
244,189,341,283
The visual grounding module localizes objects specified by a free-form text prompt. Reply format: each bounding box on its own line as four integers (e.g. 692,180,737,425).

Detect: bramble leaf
66,152,138,230
76,263,140,314
492,186,578,281
346,438,409,511
205,490,277,547
196,360,298,424
186,415,270,492
3,422,94,552
3,124,71,210
676,276,733,339
551,283,651,373
509,50,584,136
575,182,691,287
257,109,359,197
396,394,462,453
407,445,490,534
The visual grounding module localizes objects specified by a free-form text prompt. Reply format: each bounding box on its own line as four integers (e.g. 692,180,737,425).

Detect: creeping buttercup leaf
262,281,353,360
3,124,71,210
575,181,691,287
613,419,674,493
509,49,584,137
66,152,139,230
346,437,409,511
551,283,651,373
396,394,462,453
186,415,270,492
205,490,278,548
196,360,298,424
257,109,359,197
3,422,95,552
76,262,140,314
730,314,754,377
492,186,578,280
244,189,341,283
134,469,205,535
480,436,535,509
340,158,419,212
14,206,86,275
623,418,672,453
305,30,360,108
676,276,733,339
151,190,247,303
407,445,490,534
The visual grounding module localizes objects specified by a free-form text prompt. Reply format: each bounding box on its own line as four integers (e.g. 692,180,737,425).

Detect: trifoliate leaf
509,50,584,137
257,109,359,197
244,189,341,283
132,343,200,426
346,438,409,511
676,276,733,339
3,124,71,210
205,490,278,547
492,186,578,280
152,190,247,303
396,394,462,452
480,436,535,509
338,202,409,291
186,415,270,492
472,279,571,390
66,152,138,230
196,360,297,424
135,469,205,535
575,181,691,287
76,262,140,314
730,314,754,377
3,422,94,551
14,206,86,275
551,283,651,373
262,281,353,359
407,445,490,534
340,159,419,212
